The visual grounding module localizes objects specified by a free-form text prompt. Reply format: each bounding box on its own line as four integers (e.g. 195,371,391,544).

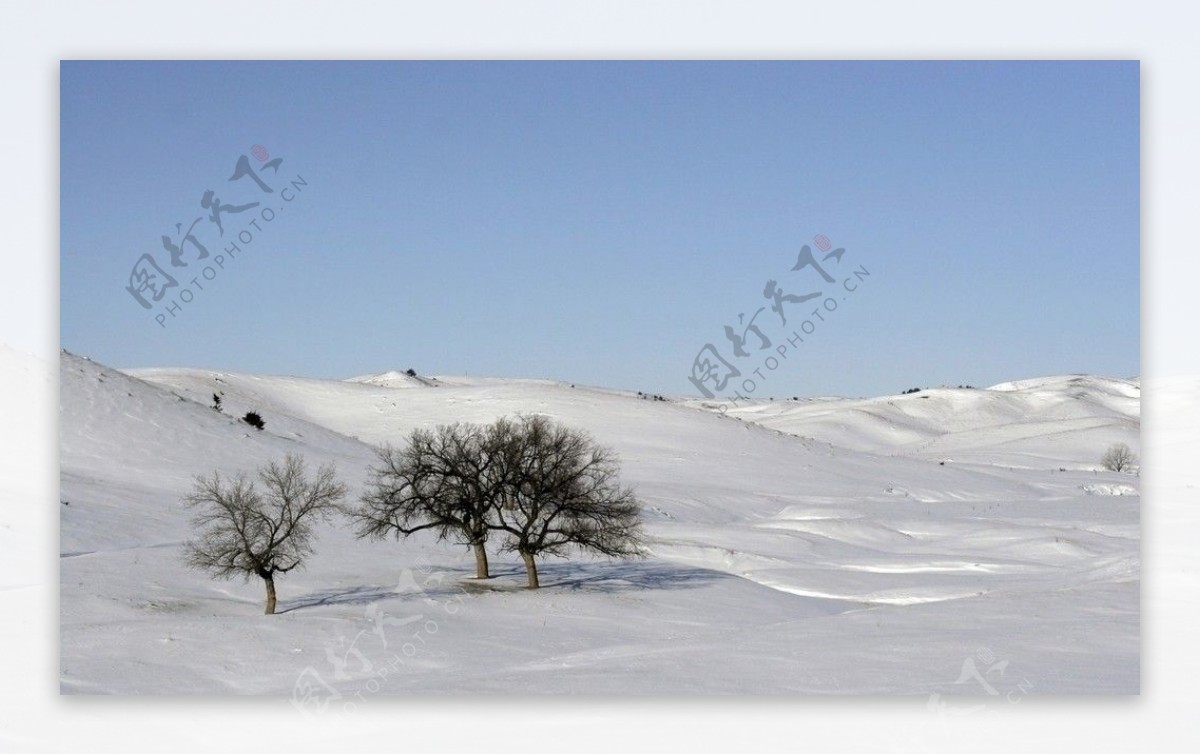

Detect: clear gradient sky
60,61,1139,398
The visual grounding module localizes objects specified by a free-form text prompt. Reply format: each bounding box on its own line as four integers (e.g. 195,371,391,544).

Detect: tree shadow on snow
281,560,728,612
278,585,401,613
476,559,728,595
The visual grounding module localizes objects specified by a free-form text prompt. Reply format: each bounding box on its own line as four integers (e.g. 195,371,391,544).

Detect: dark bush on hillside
243,411,265,430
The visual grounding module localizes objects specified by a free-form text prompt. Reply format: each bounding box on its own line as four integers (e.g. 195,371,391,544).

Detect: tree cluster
182,417,644,613
353,415,644,589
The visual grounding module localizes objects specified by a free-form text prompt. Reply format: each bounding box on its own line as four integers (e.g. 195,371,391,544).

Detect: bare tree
1101,442,1138,473
352,423,506,579
492,415,645,588
183,454,346,614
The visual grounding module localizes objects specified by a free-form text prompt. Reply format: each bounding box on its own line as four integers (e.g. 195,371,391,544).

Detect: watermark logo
894,647,1037,749
687,234,870,405
927,647,1035,717
123,145,308,327
290,557,468,715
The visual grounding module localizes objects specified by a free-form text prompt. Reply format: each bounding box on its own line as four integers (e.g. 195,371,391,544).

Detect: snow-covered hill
685,375,1139,470
60,353,1139,695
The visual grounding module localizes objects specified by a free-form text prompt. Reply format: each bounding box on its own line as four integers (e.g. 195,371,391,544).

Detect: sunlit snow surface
58,352,1139,695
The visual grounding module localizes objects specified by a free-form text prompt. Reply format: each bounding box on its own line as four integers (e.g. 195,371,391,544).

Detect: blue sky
60,61,1139,398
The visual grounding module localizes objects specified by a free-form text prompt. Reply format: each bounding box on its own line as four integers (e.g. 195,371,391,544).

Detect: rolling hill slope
60,353,1139,695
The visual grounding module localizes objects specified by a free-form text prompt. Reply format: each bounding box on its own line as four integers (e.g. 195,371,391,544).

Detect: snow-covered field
59,351,1139,696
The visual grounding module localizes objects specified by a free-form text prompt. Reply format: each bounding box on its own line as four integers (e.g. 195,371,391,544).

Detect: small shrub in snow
243,411,265,430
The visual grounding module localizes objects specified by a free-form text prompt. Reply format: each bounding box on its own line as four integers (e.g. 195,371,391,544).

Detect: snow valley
57,350,1139,696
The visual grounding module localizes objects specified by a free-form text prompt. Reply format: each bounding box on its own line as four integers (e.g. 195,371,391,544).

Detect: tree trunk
263,573,277,615
521,552,539,589
472,542,490,579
